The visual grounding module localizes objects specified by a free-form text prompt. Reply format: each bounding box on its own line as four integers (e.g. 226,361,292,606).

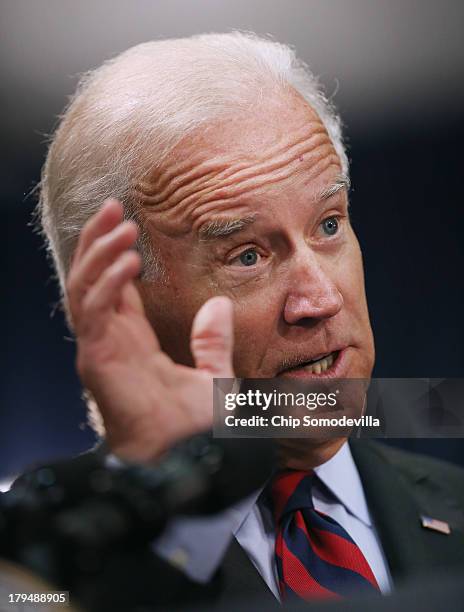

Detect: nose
283,253,343,325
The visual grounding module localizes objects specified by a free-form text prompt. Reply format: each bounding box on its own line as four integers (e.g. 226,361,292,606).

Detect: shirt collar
153,441,371,583
313,441,372,527
230,488,263,535
232,441,372,532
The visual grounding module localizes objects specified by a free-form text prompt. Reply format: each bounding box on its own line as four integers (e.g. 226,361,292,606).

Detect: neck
276,437,347,471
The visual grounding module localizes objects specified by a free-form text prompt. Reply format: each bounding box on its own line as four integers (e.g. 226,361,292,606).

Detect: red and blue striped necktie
270,470,380,601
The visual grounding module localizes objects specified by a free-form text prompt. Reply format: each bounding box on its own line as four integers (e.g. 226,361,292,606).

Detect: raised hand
66,199,234,463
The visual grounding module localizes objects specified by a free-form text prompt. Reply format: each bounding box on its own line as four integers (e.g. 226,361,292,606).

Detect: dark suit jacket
216,440,464,609
9,440,464,611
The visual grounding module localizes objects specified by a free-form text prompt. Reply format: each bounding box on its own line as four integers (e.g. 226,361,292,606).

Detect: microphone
53,434,275,548
1,434,275,560
0,435,274,611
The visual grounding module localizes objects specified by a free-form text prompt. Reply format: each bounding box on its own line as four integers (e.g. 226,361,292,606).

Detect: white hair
39,30,349,300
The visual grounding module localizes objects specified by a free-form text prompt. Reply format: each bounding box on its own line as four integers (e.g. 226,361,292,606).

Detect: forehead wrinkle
188,145,340,218
136,120,328,210
176,144,339,231
141,119,325,198
137,155,249,206
182,135,331,210
166,148,341,238
135,158,251,211
138,134,335,230
145,143,340,239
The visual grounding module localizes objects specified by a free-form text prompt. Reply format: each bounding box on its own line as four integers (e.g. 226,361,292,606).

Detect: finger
190,296,235,377
73,199,124,266
79,250,141,337
72,220,138,296
119,282,146,316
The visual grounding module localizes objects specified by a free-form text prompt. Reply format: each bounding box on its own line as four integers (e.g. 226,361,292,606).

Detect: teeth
303,352,334,374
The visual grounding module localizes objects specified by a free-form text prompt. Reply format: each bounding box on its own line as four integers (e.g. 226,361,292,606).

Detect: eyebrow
318,173,351,201
198,214,258,240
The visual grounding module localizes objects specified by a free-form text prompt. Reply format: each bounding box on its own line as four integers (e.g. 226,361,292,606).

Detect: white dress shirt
153,442,392,600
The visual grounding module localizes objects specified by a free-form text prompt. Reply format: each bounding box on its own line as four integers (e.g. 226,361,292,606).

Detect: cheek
336,233,369,314
337,235,375,362
139,258,216,365
230,288,281,373
139,283,194,363
233,294,275,340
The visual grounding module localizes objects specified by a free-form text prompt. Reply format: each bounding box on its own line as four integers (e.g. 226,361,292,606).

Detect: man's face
137,90,375,382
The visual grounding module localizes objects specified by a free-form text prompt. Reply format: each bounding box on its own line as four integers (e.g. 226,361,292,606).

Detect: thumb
190,296,235,377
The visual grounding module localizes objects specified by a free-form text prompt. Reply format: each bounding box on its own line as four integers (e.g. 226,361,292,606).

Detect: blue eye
321,216,339,236
239,249,259,266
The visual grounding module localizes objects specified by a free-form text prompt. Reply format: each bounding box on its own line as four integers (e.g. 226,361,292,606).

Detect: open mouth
277,350,342,377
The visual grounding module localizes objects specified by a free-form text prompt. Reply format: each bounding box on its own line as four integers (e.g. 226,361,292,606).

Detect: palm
69,201,234,462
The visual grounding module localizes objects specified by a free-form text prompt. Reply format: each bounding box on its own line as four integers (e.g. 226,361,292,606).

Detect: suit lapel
350,440,464,585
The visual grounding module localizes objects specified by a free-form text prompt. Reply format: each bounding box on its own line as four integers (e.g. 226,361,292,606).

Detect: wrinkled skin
68,88,375,467
139,92,374,376
135,90,375,467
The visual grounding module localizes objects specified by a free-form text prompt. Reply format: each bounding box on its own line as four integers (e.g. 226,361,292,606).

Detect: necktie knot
269,470,380,601
270,470,315,524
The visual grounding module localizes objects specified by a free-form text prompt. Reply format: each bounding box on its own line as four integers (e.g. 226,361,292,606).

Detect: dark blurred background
1,0,463,483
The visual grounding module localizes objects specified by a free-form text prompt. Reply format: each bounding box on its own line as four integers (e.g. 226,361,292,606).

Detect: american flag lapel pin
420,515,451,535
